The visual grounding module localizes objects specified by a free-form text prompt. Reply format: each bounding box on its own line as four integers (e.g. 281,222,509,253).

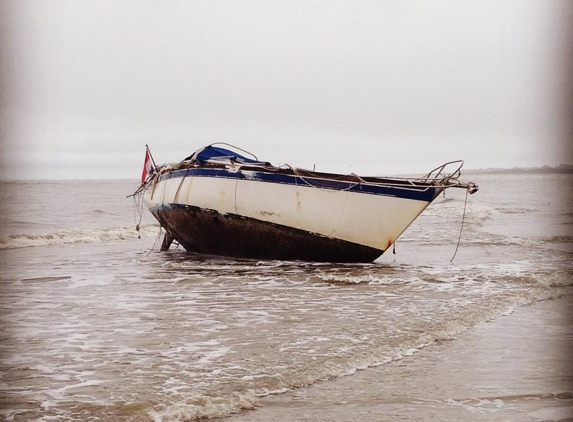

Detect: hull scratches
151,204,384,263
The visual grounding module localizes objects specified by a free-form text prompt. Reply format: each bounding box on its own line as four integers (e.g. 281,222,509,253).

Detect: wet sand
224,296,573,421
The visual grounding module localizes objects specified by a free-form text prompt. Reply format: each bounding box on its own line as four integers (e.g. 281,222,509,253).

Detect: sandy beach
223,296,573,422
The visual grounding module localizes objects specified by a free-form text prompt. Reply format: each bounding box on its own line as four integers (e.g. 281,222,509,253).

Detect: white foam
148,391,258,421
40,401,57,410
420,197,500,224
530,272,573,288
443,397,506,414
254,387,290,397
197,347,231,365
0,408,31,422
316,274,399,284
0,224,159,249
46,380,108,400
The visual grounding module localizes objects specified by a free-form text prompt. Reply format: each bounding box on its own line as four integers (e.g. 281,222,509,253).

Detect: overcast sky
1,1,572,180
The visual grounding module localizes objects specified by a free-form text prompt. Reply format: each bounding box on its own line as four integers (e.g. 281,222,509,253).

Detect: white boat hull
143,167,442,262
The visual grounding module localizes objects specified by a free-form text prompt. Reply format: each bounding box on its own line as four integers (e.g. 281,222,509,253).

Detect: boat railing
367,160,477,193
148,156,478,194
221,158,478,193
421,160,464,181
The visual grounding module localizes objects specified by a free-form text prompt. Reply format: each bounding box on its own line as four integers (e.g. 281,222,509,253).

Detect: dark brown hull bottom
151,204,384,263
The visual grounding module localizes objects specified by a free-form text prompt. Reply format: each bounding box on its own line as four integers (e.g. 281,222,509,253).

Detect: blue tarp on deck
187,146,270,165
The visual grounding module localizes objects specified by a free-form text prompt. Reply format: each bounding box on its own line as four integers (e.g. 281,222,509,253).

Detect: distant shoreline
464,165,573,175
1,165,573,182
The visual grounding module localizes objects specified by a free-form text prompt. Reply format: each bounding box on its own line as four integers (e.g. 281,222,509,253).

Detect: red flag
141,149,153,183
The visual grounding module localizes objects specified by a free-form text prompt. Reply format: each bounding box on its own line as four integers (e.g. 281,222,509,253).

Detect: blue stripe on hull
159,168,442,202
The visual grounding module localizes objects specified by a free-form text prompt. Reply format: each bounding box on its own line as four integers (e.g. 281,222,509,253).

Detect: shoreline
222,296,573,421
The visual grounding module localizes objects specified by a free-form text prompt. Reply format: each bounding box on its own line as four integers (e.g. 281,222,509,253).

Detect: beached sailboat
135,144,478,262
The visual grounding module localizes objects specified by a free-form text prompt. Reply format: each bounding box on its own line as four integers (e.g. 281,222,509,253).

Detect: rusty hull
151,204,383,263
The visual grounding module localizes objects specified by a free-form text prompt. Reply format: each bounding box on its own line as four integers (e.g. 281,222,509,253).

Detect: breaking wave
0,224,160,250
314,273,405,285
430,197,500,222
147,282,569,421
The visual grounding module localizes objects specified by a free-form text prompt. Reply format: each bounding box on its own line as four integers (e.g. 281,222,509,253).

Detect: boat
135,143,478,263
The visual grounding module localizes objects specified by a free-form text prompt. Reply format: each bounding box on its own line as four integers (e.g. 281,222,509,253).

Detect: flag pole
145,144,157,169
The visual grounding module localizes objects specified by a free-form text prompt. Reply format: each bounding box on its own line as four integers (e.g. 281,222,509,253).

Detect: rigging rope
143,225,164,257
450,188,469,262
174,165,192,203
132,191,145,239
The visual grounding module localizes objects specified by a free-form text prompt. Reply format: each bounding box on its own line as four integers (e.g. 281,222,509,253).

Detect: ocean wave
497,208,536,214
463,236,544,248
528,271,573,288
147,285,571,421
314,273,405,285
422,199,499,227
149,391,258,421
543,235,573,244
0,224,160,250
465,203,501,224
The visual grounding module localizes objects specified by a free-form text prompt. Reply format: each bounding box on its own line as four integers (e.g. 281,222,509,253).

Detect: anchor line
450,188,469,262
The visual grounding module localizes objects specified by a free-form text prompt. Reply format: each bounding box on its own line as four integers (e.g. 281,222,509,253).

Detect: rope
292,167,361,191
174,165,191,203
450,188,469,262
132,191,145,239
147,226,164,256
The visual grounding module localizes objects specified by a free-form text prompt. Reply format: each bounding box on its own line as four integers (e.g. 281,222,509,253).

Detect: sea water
0,174,572,421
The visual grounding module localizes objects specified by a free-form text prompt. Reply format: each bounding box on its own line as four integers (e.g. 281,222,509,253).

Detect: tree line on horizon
465,164,573,174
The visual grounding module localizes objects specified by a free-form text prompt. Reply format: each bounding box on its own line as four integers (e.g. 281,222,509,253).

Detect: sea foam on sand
219,296,573,422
